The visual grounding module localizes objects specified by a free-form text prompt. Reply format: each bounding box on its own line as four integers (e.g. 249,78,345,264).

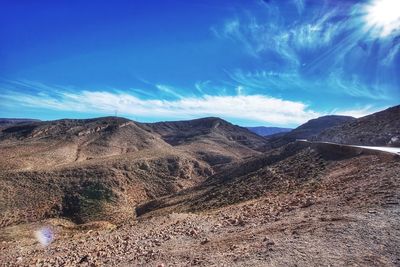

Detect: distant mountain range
1,105,399,227
246,126,292,137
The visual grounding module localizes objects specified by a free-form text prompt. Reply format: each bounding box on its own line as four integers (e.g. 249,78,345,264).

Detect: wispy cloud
227,69,391,100
1,80,321,126
212,7,343,65
211,1,399,101
1,79,388,125
293,0,305,15
155,84,184,99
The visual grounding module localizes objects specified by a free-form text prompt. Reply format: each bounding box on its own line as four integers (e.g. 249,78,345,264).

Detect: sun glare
364,0,400,37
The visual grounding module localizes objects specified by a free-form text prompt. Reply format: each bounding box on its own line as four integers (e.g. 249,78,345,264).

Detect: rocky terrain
0,106,400,266
315,105,400,147
0,117,263,227
266,115,356,148
145,117,267,167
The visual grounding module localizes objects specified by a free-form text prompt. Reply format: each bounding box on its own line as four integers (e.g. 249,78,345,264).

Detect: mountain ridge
1,106,400,266
265,115,356,148
315,105,400,147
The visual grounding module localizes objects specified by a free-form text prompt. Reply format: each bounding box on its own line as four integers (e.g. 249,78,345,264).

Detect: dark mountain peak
316,105,400,146
296,115,356,130
358,105,399,120
265,115,356,148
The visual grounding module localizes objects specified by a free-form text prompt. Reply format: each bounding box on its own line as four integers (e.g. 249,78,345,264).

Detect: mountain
137,141,400,216
1,111,400,266
0,117,169,171
145,117,268,166
146,117,267,149
0,116,267,226
247,126,292,136
0,118,40,127
315,105,400,146
266,115,356,148
0,117,209,226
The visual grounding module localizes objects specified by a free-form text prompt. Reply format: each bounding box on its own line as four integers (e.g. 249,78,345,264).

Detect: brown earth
265,115,355,149
0,117,264,227
315,105,400,146
1,114,400,266
1,142,399,266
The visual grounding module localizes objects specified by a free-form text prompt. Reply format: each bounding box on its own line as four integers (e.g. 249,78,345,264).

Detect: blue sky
0,0,399,127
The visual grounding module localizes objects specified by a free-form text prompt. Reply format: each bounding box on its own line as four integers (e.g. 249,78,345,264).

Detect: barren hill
0,117,171,171
145,117,268,167
1,109,400,266
0,116,268,227
315,105,400,146
146,117,267,149
137,141,400,216
0,148,212,227
266,115,356,148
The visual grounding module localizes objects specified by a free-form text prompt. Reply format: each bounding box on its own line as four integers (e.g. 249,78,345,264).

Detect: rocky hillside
0,117,170,171
0,149,212,227
136,141,399,215
1,113,400,266
315,105,400,146
0,116,268,227
146,117,267,150
266,115,356,148
145,117,268,167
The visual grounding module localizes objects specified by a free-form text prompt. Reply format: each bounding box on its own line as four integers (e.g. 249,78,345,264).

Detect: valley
0,106,399,266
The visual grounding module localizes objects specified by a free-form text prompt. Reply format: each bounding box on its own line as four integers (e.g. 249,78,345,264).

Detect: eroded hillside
0,111,399,266
315,105,400,146
0,116,265,227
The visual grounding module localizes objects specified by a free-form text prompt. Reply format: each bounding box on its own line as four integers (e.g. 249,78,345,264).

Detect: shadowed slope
136,141,400,216
265,115,356,148
145,117,268,167
0,116,267,227
315,105,400,146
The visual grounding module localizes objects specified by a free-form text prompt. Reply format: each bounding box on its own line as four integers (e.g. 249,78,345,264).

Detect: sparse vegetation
1,110,400,266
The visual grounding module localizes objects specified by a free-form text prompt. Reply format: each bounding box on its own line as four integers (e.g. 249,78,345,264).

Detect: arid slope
0,116,266,227
315,105,400,146
1,110,400,266
266,115,355,148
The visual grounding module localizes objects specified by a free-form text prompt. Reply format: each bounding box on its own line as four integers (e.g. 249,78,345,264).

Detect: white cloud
227,68,392,101
212,9,341,63
332,105,385,118
155,84,184,99
293,0,305,14
2,89,320,125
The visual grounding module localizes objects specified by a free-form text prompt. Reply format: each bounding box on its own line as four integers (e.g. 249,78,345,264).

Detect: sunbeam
364,0,400,37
